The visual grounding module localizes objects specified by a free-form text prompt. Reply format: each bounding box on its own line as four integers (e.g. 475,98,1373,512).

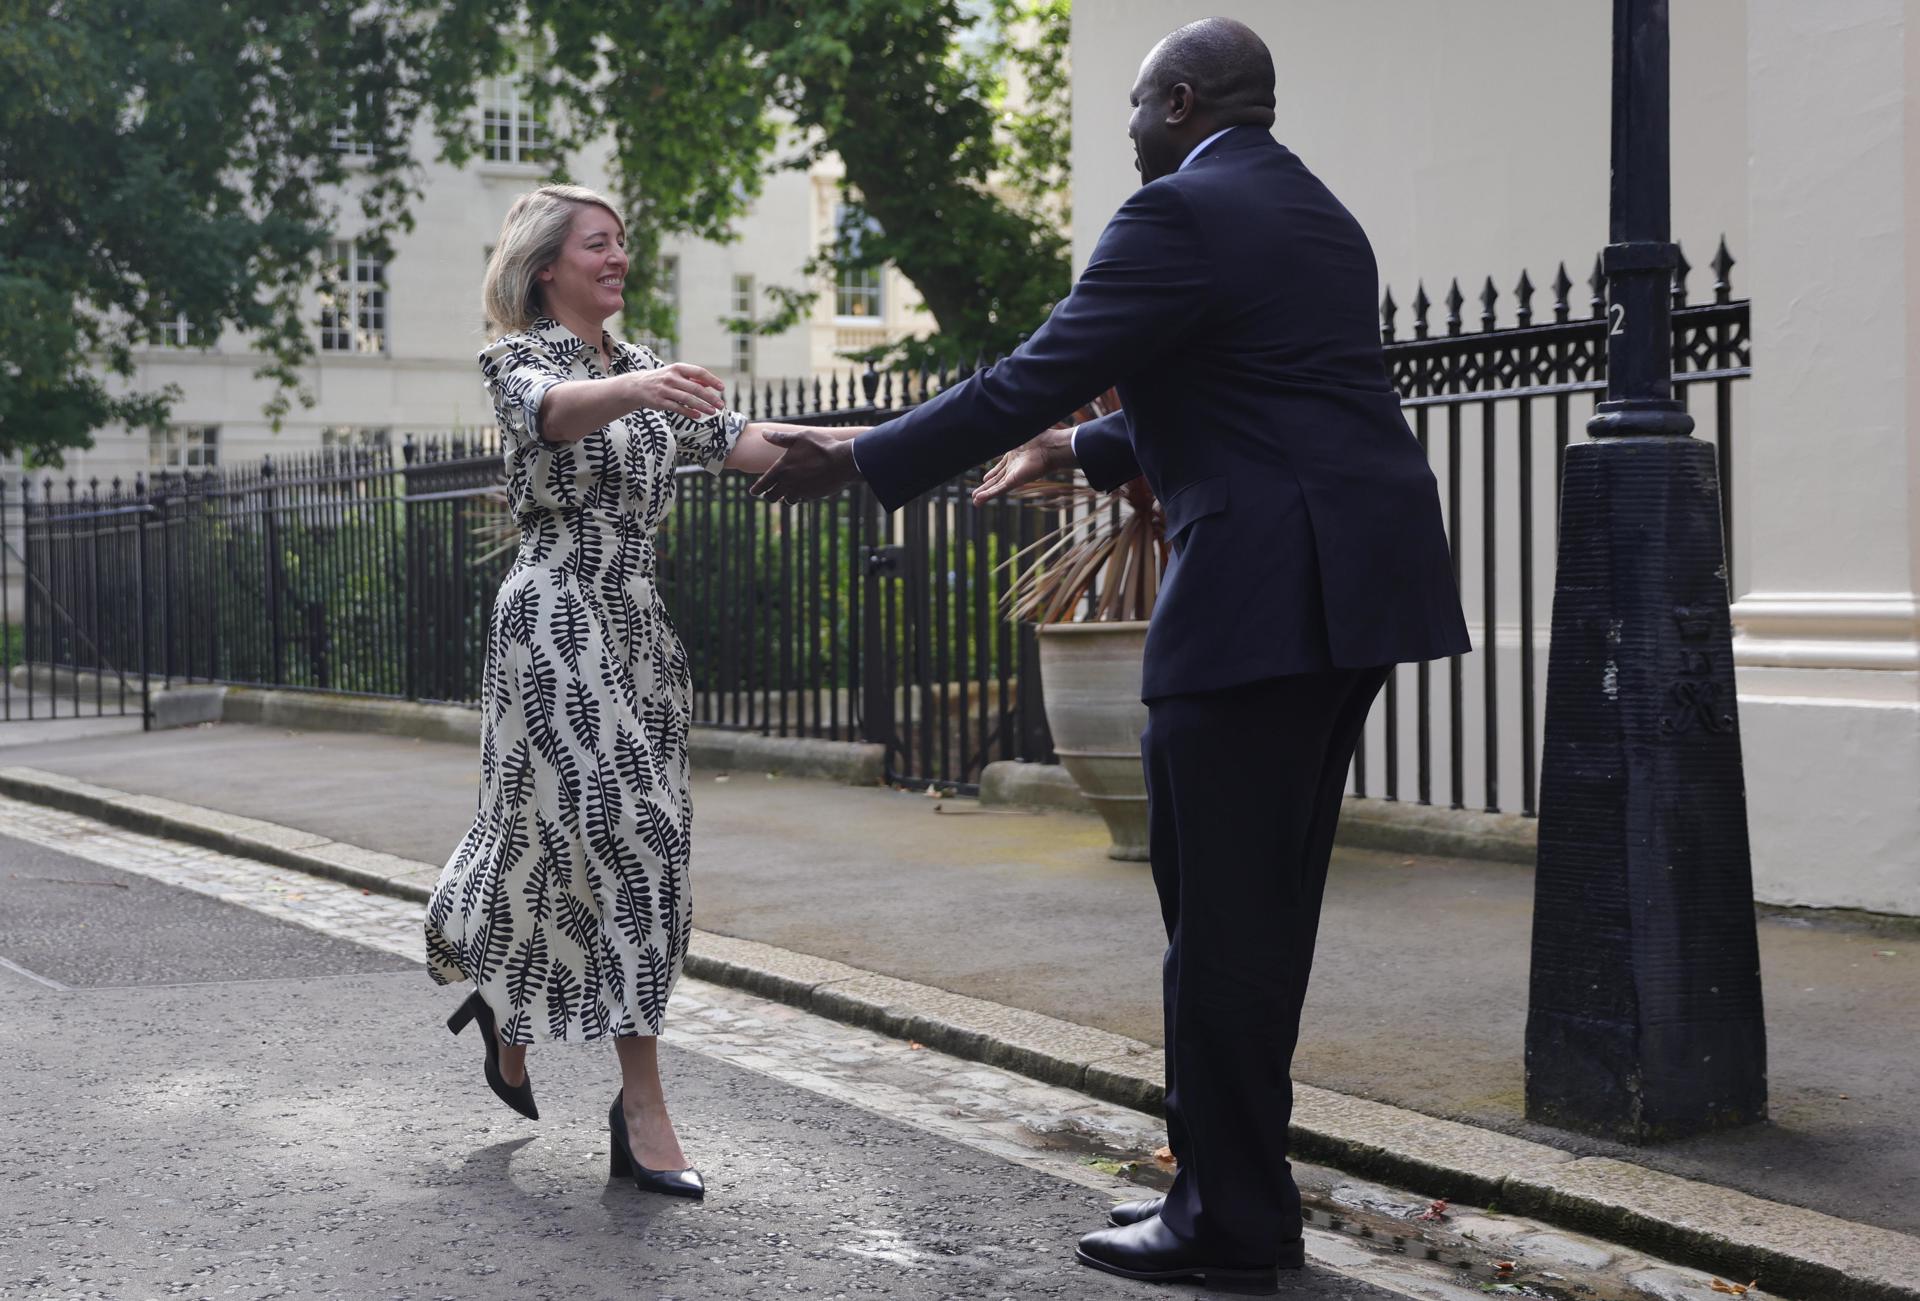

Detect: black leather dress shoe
1074,1218,1301,1295
1108,1195,1166,1227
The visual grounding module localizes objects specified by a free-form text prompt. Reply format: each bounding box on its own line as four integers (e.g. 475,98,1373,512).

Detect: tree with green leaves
421,0,1072,367
1,0,1071,464
0,0,433,464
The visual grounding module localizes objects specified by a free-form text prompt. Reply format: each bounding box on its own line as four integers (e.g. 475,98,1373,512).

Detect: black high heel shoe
608,1090,704,1200
446,991,539,1120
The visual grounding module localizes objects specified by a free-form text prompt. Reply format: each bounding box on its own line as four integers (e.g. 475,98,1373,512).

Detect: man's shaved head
1142,17,1277,128
1127,17,1276,183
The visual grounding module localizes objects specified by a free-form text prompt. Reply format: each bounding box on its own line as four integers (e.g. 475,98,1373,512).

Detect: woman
425,184,866,1198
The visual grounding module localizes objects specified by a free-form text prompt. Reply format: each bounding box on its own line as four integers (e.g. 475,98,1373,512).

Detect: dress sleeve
478,334,571,449
628,343,747,474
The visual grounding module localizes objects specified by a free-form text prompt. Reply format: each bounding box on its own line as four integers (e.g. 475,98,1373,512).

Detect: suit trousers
1144,666,1390,1259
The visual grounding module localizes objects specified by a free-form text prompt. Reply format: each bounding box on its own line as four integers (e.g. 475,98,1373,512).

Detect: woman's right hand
629,363,727,422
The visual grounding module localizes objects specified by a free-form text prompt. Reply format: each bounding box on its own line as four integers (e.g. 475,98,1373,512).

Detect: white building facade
50,86,925,491
1070,0,1920,914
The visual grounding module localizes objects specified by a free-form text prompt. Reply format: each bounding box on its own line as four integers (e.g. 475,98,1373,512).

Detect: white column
1734,0,1920,912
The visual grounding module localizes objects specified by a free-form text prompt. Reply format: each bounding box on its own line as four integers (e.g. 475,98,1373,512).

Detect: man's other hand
972,427,1076,506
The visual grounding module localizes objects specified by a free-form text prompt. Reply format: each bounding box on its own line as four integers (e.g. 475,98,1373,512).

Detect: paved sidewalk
4,721,1916,1250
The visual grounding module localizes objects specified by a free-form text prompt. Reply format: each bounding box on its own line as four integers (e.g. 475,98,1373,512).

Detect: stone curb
977,757,1541,866
1335,796,1538,867
209,685,888,788
687,730,885,787
0,763,1911,1299
222,687,484,746
978,760,1093,814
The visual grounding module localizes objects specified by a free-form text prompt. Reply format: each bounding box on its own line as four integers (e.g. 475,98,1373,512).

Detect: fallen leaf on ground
907,1041,925,1050
1416,1199,1449,1221
1709,1280,1758,1296
1152,1145,1176,1169
1494,1260,1516,1273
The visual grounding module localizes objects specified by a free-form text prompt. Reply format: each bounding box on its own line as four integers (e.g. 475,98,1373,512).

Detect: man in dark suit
752,16,1469,1294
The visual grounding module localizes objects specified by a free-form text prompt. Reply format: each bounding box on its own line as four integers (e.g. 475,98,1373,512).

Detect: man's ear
1166,82,1196,125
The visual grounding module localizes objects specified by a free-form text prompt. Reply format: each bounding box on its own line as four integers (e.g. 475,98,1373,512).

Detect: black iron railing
3,245,1751,808
2,395,1063,787
2,483,153,723
1357,242,1748,817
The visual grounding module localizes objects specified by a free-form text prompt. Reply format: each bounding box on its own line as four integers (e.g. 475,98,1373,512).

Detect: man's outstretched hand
971,427,1076,505
750,429,861,504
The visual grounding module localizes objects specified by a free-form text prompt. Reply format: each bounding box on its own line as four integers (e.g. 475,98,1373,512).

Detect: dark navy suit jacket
854,126,1470,701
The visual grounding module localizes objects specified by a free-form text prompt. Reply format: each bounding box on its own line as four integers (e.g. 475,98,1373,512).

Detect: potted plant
1003,391,1165,860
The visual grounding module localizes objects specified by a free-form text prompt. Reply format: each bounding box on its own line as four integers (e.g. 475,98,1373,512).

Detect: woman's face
537,204,628,326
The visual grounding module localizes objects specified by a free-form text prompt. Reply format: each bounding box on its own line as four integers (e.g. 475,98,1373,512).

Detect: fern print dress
425,317,744,1043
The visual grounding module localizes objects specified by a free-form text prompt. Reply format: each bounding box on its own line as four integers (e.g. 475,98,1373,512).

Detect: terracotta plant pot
1036,621,1150,861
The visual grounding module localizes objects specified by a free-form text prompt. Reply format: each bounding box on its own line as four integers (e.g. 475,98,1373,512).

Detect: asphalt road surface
0,826,1420,1301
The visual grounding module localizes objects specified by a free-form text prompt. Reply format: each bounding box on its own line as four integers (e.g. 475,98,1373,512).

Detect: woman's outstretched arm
536,364,728,443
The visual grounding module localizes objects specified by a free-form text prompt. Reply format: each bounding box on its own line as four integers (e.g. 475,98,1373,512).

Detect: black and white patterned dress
425,317,743,1042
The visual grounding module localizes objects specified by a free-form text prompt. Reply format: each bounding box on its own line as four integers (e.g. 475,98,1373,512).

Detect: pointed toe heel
608,1092,705,1200
447,990,539,1121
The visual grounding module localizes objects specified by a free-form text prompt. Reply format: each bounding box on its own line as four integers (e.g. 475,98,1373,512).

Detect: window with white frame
320,425,391,450
836,265,883,320
833,203,884,320
637,255,680,356
730,273,754,378
150,312,216,349
319,240,388,354
331,106,374,157
150,425,219,469
481,75,547,165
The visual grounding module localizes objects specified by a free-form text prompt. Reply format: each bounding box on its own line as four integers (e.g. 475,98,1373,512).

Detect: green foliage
419,0,1073,366
150,492,421,696
2,1,1070,461
0,0,432,464
658,494,1021,694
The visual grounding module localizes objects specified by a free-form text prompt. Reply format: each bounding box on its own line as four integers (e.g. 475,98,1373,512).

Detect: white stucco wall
1070,0,1919,913
1729,0,1919,914
1069,1,1747,303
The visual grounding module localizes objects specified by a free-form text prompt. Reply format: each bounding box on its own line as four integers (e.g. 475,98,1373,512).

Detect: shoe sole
1073,1248,1281,1296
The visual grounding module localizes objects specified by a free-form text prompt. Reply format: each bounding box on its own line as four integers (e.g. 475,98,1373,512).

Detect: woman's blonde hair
482,184,628,334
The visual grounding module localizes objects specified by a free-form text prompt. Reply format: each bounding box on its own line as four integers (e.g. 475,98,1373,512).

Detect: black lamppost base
1588,398,1695,439
1525,434,1767,1143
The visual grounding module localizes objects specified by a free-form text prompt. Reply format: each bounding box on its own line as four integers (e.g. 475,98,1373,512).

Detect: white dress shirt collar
1179,127,1237,172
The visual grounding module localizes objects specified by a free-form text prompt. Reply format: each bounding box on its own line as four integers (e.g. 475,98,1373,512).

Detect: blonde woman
425,184,867,1198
